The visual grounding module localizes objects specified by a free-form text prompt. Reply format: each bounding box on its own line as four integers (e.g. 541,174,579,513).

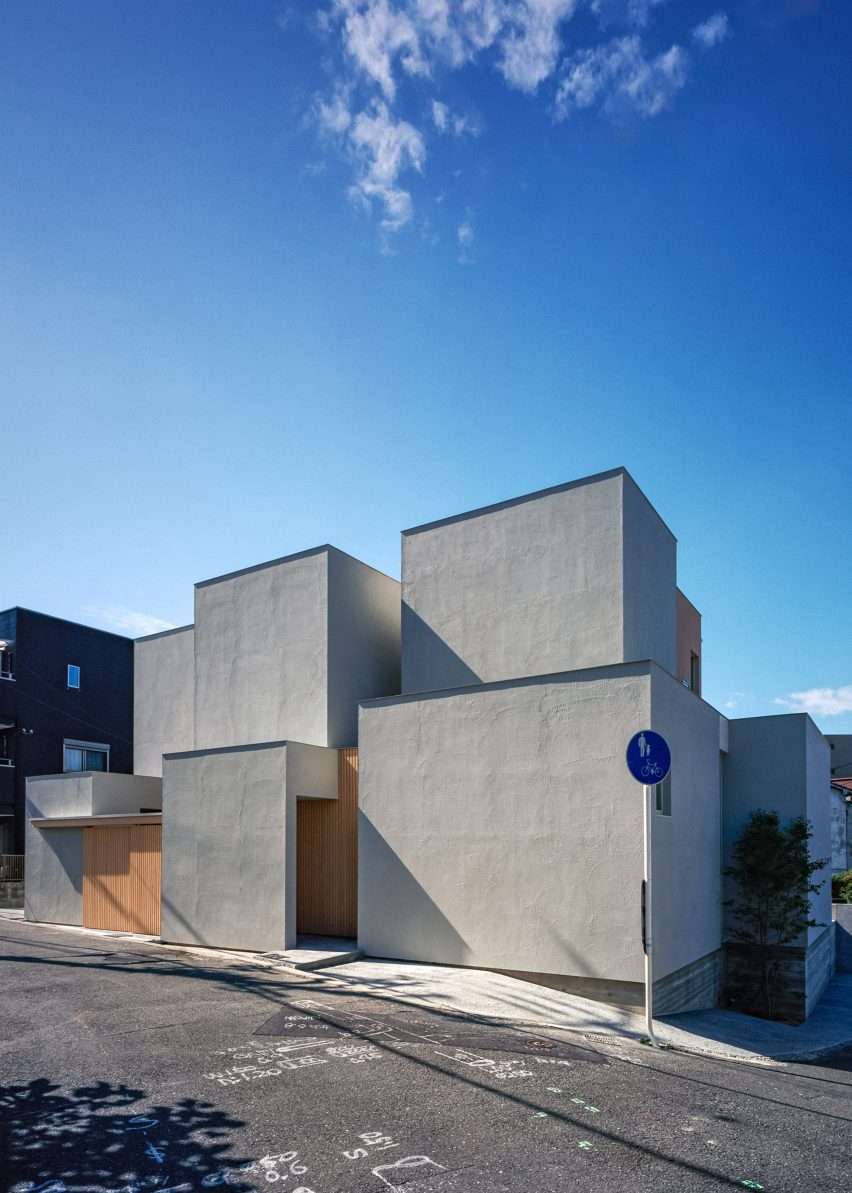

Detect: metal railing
0,854,23,883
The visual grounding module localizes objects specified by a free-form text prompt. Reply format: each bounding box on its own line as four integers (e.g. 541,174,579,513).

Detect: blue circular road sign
626,730,671,784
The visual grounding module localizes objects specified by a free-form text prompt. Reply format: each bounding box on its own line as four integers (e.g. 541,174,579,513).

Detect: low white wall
25,774,90,926
160,741,337,952
25,773,164,927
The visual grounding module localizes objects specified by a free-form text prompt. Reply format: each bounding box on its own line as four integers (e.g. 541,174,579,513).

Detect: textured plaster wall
401,472,626,693
725,715,831,946
160,741,337,952
621,475,677,676
194,551,329,750
648,669,723,978
134,626,195,777
90,773,163,815
804,719,833,936
326,550,401,747
359,664,653,982
25,774,90,925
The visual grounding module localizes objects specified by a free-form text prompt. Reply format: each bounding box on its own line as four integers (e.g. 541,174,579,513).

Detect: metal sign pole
643,781,659,1047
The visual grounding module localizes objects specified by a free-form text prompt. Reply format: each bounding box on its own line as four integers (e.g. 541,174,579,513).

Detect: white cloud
311,1,723,238
692,11,729,49
348,99,426,228
774,686,852,718
555,34,688,121
457,217,475,262
336,0,428,100
83,606,177,639
431,98,479,136
498,0,578,93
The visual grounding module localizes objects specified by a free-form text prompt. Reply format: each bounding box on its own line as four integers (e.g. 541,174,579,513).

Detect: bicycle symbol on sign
640,761,663,780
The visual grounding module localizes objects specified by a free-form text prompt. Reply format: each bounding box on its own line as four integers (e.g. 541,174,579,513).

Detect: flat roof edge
194,545,333,590
360,658,656,709
162,739,334,761
401,468,629,537
135,623,194,643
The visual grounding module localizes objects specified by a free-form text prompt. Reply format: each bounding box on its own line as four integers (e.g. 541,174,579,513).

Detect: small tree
724,811,827,1019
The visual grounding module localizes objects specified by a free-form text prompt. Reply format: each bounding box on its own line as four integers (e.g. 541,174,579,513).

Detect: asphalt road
1,919,850,1193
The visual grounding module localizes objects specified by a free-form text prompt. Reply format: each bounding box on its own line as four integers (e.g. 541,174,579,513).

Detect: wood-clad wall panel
296,747,358,938
83,825,161,935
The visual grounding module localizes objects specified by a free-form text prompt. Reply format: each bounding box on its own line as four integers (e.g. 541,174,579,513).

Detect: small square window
655,773,672,816
67,664,81,689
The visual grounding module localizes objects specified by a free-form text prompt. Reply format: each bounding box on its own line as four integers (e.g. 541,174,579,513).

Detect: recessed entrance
296,746,358,938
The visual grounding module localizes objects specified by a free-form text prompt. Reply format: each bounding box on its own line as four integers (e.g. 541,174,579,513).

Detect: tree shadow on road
0,1079,257,1193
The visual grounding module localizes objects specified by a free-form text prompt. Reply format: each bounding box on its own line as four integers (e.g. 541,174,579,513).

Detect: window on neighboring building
0,731,12,766
689,651,700,694
63,739,109,773
67,664,81,689
655,773,672,816
0,643,14,680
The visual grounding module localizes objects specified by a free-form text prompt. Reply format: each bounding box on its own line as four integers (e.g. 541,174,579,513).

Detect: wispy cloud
555,35,687,121
692,11,729,49
774,686,852,717
431,99,479,137
457,218,475,263
83,606,177,638
308,1,729,240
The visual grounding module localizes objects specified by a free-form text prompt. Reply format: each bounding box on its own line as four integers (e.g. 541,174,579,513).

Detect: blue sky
1,1,850,731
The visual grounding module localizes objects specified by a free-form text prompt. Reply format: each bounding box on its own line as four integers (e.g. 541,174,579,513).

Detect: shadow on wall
359,816,470,964
401,604,480,692
0,1078,252,1190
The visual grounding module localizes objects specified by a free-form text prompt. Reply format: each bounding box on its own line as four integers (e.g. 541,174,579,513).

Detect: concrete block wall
134,626,195,778
400,469,677,696
160,740,337,953
359,664,653,982
135,547,401,775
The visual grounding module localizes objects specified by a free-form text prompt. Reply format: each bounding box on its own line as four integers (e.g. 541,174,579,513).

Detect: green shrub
832,870,852,903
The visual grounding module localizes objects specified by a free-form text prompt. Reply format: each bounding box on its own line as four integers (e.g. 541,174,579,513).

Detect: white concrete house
24,468,835,1021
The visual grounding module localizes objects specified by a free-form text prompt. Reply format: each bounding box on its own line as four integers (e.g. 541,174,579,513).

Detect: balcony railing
0,758,13,768
0,670,13,681
0,854,23,883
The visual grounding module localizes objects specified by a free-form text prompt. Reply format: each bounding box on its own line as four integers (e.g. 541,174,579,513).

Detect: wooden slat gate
296,747,358,938
83,824,161,935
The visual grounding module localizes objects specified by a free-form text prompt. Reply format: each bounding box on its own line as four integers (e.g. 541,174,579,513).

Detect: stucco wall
193,550,329,750
160,740,337,952
400,471,626,693
621,474,677,676
134,626,195,777
827,735,852,778
725,715,831,946
831,788,849,871
648,669,723,978
25,774,90,925
327,550,401,747
90,772,163,815
400,469,677,695
359,663,654,982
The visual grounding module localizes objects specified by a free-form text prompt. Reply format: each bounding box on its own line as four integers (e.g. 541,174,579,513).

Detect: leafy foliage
832,869,852,904
724,811,827,1018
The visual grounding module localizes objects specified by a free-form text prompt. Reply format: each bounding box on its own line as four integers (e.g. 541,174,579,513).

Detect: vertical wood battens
296,747,358,937
82,825,161,935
